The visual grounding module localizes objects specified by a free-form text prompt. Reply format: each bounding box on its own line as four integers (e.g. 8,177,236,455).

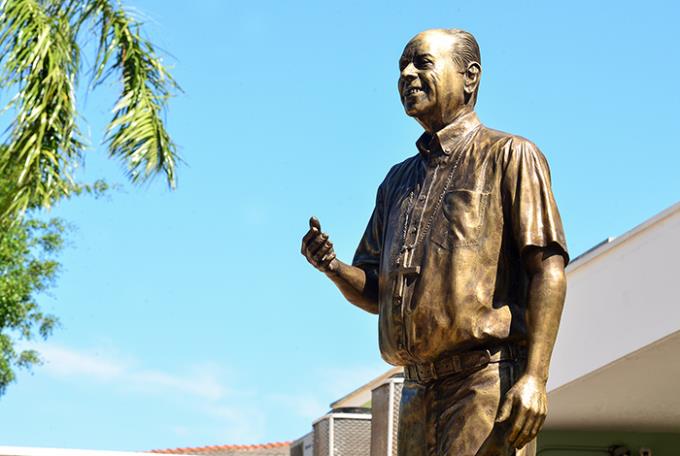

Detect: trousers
397,359,536,456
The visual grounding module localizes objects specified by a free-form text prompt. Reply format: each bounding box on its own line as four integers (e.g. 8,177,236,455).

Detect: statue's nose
400,62,417,79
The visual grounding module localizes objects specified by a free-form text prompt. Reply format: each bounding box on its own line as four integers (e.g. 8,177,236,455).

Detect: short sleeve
352,184,384,271
503,138,569,264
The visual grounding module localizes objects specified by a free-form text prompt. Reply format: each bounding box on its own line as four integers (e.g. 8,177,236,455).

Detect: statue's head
398,29,482,133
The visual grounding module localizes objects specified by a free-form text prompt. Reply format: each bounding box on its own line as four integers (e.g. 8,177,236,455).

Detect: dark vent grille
313,418,329,456
291,440,304,456
313,412,371,456
334,417,371,456
390,381,403,455
370,377,404,456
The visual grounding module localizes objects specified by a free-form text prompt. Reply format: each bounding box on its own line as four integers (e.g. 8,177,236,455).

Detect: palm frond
80,0,179,188
0,0,179,220
0,0,82,215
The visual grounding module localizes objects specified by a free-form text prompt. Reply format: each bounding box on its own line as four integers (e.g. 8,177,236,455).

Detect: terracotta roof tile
149,441,291,454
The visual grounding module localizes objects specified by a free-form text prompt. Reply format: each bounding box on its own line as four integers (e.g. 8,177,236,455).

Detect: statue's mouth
403,87,425,98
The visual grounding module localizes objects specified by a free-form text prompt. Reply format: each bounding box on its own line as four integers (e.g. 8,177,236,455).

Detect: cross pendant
392,264,421,305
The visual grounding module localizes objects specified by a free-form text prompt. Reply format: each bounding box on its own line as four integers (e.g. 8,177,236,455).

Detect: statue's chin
403,100,434,121
403,105,422,118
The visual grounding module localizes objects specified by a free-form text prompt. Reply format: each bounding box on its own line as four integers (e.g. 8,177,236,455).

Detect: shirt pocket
430,189,490,249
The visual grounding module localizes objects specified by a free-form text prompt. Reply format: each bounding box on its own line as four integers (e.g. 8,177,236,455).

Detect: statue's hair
443,29,482,106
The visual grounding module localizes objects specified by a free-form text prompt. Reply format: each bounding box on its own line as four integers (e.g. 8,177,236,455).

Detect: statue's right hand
301,216,338,273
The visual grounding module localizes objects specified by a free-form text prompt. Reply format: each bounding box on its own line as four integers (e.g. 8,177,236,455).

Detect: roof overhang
545,329,680,431
330,367,402,409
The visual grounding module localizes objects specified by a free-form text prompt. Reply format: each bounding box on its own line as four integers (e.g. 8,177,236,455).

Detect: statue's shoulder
478,125,537,150
478,125,546,163
381,154,420,186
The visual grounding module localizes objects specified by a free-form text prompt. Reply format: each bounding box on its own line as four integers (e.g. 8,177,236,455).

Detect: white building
537,201,680,454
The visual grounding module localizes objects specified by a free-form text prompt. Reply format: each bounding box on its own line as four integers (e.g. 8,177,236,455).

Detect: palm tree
0,0,179,395
0,0,179,218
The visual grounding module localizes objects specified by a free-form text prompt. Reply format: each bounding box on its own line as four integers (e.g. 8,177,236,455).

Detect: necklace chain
396,126,479,267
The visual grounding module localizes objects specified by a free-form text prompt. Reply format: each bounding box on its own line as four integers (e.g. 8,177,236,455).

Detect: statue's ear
463,62,481,96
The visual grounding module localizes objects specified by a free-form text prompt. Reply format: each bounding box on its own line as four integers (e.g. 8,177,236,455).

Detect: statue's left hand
495,373,547,450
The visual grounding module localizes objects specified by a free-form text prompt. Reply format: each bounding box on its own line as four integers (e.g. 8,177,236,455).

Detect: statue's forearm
325,260,379,314
523,252,567,383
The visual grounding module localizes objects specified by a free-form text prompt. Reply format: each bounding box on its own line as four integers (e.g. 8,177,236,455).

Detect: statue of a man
301,28,568,456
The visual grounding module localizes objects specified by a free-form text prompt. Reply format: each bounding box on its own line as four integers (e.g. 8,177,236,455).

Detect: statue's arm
301,217,379,314
323,260,379,315
497,244,567,450
523,245,567,387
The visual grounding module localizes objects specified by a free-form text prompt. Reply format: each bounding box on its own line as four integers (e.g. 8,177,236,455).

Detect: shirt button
419,195,426,201
410,227,417,233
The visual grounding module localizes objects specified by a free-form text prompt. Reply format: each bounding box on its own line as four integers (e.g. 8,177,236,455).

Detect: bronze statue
301,29,568,456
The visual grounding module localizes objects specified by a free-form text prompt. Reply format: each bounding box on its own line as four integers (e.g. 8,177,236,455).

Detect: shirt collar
416,111,482,158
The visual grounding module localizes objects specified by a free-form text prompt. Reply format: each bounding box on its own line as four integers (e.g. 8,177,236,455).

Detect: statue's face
398,31,466,131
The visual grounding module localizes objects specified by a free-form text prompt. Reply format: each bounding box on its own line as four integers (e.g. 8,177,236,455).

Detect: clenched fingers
301,229,325,257
320,251,337,269
301,225,322,256
514,414,537,449
301,227,318,248
309,234,330,256
510,404,546,449
522,406,546,447
314,240,334,259
301,217,336,272
508,404,528,446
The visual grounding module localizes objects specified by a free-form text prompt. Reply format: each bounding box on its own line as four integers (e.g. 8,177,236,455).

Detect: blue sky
1,0,679,451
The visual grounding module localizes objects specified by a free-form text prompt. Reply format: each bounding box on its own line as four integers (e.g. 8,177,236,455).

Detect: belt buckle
405,365,414,381
406,365,420,382
416,362,436,383
436,356,461,376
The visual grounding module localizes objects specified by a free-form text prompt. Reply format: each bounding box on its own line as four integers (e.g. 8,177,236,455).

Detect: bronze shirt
353,111,569,366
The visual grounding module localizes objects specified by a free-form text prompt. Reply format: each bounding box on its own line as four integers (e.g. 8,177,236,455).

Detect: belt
404,345,525,384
